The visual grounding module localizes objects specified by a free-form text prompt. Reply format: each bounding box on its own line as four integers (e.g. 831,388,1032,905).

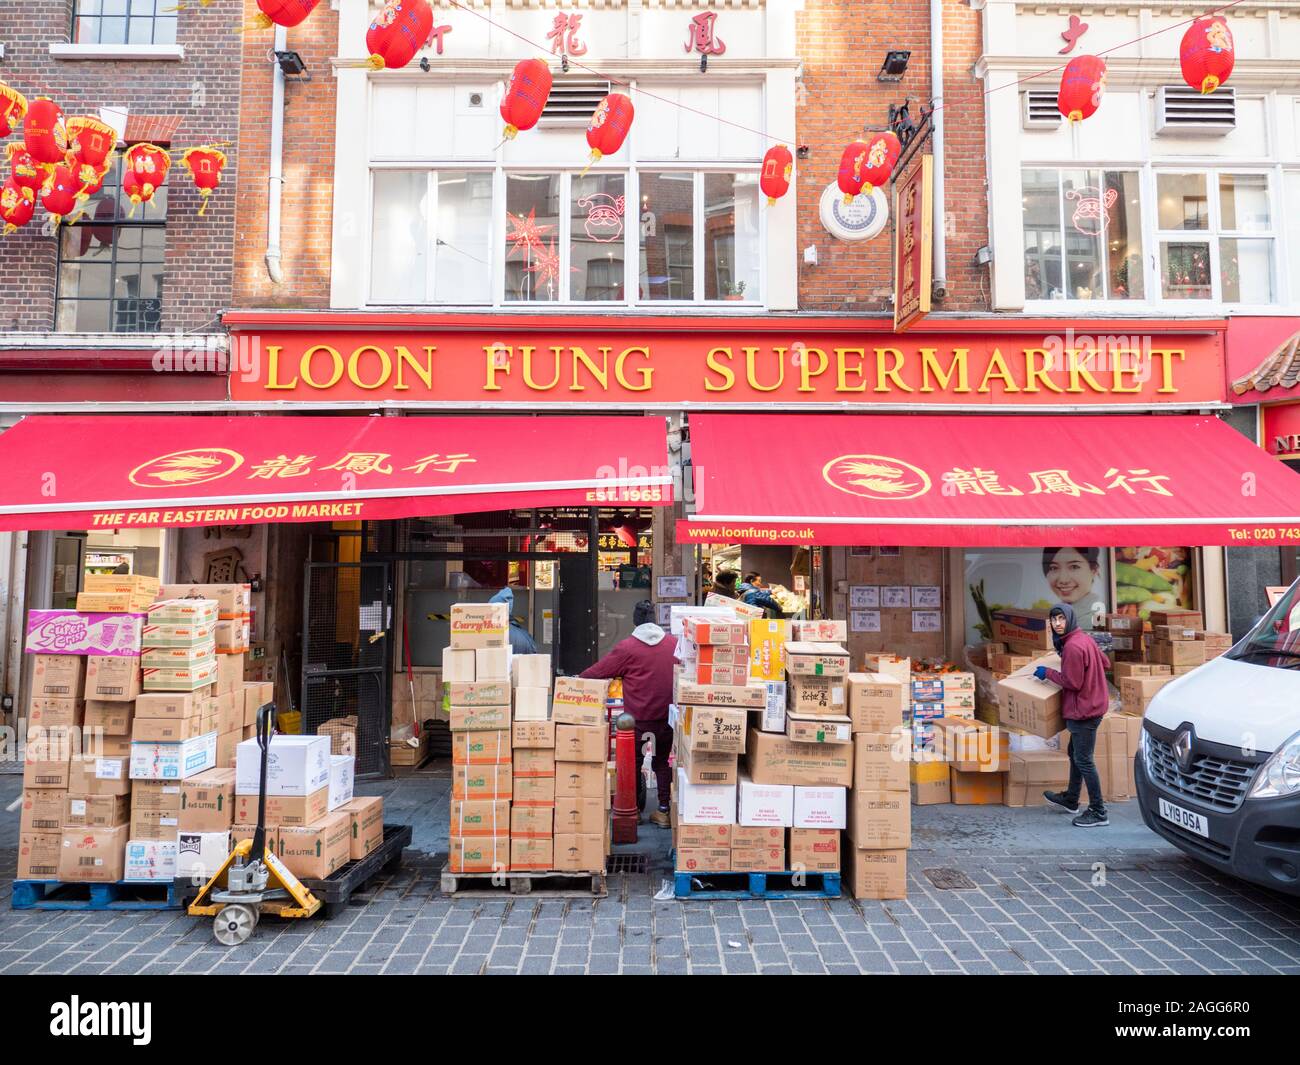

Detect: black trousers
1063,717,1106,815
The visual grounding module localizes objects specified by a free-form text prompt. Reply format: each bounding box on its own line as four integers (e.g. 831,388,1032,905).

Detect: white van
1135,580,1300,895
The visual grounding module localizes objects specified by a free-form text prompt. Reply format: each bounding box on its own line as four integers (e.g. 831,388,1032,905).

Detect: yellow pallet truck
188,703,322,944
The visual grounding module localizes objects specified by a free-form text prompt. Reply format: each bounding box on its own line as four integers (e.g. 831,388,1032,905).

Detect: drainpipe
265,25,287,285
929,0,948,300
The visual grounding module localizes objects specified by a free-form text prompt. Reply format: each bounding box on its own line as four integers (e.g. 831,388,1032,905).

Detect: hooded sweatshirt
1041,603,1109,721
489,588,537,655
579,623,678,724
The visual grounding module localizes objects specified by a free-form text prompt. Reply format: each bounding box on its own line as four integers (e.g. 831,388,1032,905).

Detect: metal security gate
301,561,392,779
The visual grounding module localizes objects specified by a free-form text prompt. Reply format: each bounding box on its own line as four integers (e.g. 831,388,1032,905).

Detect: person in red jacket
580,600,678,827
1035,603,1111,827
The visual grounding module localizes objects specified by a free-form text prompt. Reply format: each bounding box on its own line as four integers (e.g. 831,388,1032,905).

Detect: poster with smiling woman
965,548,1111,647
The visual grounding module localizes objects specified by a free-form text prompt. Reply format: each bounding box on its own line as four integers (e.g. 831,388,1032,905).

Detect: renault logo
1172,728,1195,772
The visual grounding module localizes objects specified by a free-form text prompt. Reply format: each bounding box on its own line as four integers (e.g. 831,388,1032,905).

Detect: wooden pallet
440,864,608,897
11,878,185,911
672,870,842,900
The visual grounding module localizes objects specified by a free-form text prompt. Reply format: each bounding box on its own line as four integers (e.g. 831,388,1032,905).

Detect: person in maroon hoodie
580,600,679,827
1035,603,1111,827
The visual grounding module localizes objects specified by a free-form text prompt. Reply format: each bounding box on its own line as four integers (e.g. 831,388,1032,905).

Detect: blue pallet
672,870,841,900
11,879,184,911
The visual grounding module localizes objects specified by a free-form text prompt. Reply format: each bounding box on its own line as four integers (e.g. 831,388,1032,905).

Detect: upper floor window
1156,171,1273,304
73,0,177,46
56,154,166,333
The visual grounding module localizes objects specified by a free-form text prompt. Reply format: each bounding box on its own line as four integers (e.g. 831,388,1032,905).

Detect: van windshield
1225,578,1300,670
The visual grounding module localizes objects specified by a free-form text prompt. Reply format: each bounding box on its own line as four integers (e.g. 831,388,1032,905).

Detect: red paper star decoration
526,237,564,289
505,208,553,259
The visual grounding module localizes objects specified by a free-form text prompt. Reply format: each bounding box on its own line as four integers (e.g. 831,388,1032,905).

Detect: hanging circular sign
819,183,888,242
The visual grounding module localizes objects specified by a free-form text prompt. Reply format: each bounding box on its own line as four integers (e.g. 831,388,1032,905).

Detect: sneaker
649,808,671,828
1072,809,1109,828
1043,791,1080,814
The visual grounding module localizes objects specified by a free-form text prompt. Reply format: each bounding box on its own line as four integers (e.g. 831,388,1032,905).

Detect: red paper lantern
760,145,794,206
585,93,634,168
0,179,35,235
251,0,322,30
837,141,870,204
500,58,552,140
182,146,227,216
1180,17,1234,94
366,0,433,70
1058,55,1107,122
7,144,45,195
66,115,117,171
123,143,171,214
0,81,28,139
862,131,902,194
40,163,80,226
24,97,68,171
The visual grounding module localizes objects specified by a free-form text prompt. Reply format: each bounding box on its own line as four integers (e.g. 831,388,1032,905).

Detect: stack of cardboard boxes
843,669,909,899
549,674,611,873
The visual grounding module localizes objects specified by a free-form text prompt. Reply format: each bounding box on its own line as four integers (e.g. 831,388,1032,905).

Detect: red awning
677,412,1300,547
0,415,671,530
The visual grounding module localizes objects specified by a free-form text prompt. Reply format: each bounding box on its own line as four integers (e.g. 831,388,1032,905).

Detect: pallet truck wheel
214,904,257,946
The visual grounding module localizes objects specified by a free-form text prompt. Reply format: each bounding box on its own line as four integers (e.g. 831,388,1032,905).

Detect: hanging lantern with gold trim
760,145,794,206
123,142,171,215
1180,17,1235,94
0,81,28,139
500,58,552,140
182,146,227,216
40,162,80,226
23,97,68,174
6,144,45,195
0,178,35,236
366,0,433,70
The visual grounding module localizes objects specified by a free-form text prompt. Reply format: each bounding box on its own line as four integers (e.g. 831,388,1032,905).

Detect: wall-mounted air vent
1155,85,1236,135
1022,89,1061,130
540,78,611,127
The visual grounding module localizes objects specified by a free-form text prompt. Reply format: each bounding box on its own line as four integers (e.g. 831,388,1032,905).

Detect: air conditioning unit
1155,85,1236,135
539,77,610,128
1022,89,1061,130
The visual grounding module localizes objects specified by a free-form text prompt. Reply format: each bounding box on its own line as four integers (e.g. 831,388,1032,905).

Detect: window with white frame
1288,171,1300,303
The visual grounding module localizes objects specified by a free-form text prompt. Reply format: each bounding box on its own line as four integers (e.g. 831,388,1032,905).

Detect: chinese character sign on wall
893,155,932,332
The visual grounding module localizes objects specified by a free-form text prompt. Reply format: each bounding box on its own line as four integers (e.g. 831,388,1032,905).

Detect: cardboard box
278,813,351,879
1154,624,1201,642
514,686,551,723
1148,639,1206,668
215,652,244,695
448,835,510,873
129,806,180,840
555,761,604,798
793,619,848,642
23,753,70,791
731,845,785,872
679,705,748,753
453,763,513,801
793,785,847,829
681,641,751,667
28,697,85,731
785,641,850,678
84,573,160,597
1112,662,1172,680
512,720,556,749
746,727,854,788
1003,750,1071,807
950,768,1006,805
328,755,355,811
933,718,1010,773
989,653,1034,674
179,768,235,831
142,661,217,692
786,712,852,746
215,691,242,736
736,776,795,827
992,609,1054,650
451,799,511,837
552,677,609,726
512,654,553,689
786,675,849,717
863,653,910,684
675,847,731,873
748,619,791,681
26,609,145,656
756,680,786,733
65,793,129,829
143,619,216,650
213,618,250,653
847,673,905,733
848,848,907,900
134,691,201,719
788,828,840,872
675,770,736,824
451,730,512,765
910,772,951,806
31,654,86,698
447,680,511,708
553,796,604,835
1094,713,1144,800
442,646,476,683
339,796,383,860
1120,675,1174,713
846,790,910,849
235,735,330,796
153,591,229,622
76,591,154,614
552,833,604,873
1149,609,1203,629
1005,639,1051,658
911,678,944,704
555,724,607,763
474,646,511,681
997,659,1064,739
675,731,739,785
21,789,67,833
85,655,141,702
449,602,509,649
448,704,511,733
675,678,767,710
58,825,127,882
510,804,554,839
1105,613,1144,633
852,733,909,793
18,833,63,879
132,714,204,743
81,700,128,735
243,682,272,727
684,660,750,686
731,825,784,849
85,733,132,758
141,641,217,669
511,836,553,872
513,774,556,806
130,779,182,813
682,617,747,645
129,731,219,781
68,755,130,797
230,824,278,855
175,831,231,882
123,838,178,881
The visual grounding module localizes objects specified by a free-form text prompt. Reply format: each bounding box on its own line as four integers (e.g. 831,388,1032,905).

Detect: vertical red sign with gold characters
893,154,933,333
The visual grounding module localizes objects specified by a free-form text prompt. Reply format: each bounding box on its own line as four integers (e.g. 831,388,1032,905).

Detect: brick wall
0,0,242,333
795,0,988,314
232,0,338,307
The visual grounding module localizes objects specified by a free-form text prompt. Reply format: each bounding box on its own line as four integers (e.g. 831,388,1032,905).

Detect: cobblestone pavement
3,768,1299,975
